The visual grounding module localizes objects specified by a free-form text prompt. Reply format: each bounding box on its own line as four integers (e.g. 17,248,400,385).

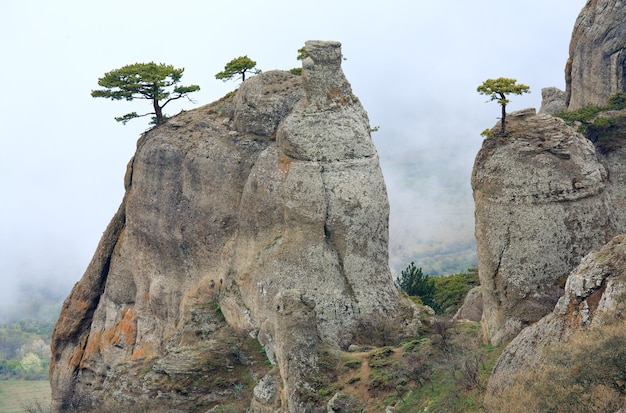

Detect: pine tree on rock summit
215,56,260,83
477,77,530,136
91,62,200,126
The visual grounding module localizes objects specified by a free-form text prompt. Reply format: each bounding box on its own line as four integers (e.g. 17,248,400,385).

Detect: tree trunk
500,103,507,135
153,98,163,125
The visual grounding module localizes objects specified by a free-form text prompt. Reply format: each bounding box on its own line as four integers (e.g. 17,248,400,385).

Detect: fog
0,0,586,317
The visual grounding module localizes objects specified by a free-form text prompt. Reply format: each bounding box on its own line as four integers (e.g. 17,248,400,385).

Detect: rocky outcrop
485,234,626,409
453,286,482,322
50,40,417,413
538,87,566,115
565,0,626,110
472,108,614,345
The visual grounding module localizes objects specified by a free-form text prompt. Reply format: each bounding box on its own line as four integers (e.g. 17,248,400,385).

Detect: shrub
556,103,603,123
355,312,403,347
555,92,626,154
21,399,50,413
607,91,626,110
431,269,479,315
403,350,432,388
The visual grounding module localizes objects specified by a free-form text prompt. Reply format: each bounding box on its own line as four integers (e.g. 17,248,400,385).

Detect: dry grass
487,323,626,413
0,380,50,413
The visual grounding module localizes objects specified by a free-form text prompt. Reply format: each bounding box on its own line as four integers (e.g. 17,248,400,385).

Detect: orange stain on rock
82,331,102,363
69,335,88,369
278,153,292,174
102,307,138,348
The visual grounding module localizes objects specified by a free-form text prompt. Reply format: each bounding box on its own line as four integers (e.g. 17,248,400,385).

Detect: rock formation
474,3,626,407
453,286,482,322
50,40,417,413
472,108,614,345
538,87,566,115
565,0,626,110
484,234,626,410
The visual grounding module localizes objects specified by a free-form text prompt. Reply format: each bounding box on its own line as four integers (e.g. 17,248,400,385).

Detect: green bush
555,92,626,154
432,269,479,315
556,103,602,123
607,91,626,110
396,265,479,314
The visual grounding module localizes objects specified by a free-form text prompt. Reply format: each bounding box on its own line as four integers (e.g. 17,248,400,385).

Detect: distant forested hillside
0,284,63,380
382,147,477,276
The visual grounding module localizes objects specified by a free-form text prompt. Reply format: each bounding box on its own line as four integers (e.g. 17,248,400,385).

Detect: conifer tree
215,56,260,83
477,77,530,135
91,62,200,125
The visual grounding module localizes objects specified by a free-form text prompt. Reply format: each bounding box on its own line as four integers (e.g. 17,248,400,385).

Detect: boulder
453,286,482,322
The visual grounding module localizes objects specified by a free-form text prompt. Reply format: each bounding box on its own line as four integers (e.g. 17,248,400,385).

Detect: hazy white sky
0,0,586,311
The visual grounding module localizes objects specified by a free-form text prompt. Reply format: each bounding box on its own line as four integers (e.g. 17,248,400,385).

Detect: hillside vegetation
0,281,64,380
556,91,626,153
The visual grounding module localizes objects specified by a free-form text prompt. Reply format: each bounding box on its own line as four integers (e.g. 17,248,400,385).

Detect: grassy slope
0,380,50,413
309,320,504,412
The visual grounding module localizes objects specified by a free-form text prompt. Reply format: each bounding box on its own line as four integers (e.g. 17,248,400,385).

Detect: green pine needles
477,77,530,136
395,262,436,309
215,56,260,83
91,62,200,125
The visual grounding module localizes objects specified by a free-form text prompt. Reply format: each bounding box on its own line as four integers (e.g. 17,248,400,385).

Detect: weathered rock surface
538,87,566,115
453,286,482,322
485,234,626,409
50,40,417,413
472,108,614,345
599,140,626,231
565,0,626,110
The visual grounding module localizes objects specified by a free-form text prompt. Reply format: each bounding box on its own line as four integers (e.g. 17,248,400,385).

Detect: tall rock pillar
472,109,611,345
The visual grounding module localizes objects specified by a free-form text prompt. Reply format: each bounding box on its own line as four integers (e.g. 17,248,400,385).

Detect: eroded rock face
485,234,626,409
50,40,416,413
472,109,612,345
599,142,626,232
538,87,566,115
566,0,626,109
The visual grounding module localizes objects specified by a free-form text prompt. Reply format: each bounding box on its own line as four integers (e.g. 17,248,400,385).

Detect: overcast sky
0,0,587,314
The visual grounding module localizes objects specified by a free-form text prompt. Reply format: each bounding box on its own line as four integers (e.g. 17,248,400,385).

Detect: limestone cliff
472,109,614,345
50,41,417,413
566,0,626,110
